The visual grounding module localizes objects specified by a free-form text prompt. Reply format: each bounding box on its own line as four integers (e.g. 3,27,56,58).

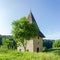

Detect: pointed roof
27,11,45,38
28,11,36,23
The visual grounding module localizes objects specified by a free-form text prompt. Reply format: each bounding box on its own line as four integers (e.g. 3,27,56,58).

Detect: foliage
2,37,17,49
50,49,60,55
44,48,60,55
12,17,39,51
53,40,60,48
43,40,53,50
0,49,59,60
0,36,2,45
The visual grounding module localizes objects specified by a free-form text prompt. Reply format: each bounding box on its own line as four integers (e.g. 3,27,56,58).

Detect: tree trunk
23,45,26,51
23,40,27,51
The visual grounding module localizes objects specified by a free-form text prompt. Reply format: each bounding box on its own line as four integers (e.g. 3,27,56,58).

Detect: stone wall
33,37,43,52
17,37,43,52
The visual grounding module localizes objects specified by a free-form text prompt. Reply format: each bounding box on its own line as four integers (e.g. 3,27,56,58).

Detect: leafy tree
2,37,9,48
12,17,39,51
2,36,17,49
43,39,53,51
53,40,60,48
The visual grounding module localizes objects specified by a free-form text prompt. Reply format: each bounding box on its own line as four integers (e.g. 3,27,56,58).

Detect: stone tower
17,11,45,52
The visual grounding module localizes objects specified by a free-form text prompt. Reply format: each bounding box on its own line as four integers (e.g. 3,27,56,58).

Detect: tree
53,40,60,48
12,17,39,51
2,36,17,49
43,40,53,49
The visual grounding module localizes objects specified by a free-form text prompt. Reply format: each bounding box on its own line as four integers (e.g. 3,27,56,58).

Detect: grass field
0,48,60,60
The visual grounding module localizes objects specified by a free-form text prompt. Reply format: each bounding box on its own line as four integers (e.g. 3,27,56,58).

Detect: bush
2,37,17,49
53,40,60,48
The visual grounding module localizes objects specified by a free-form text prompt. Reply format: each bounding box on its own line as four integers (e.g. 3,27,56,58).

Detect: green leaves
12,17,39,49
53,40,60,48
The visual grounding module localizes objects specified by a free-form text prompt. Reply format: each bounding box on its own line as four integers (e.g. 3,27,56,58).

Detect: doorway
37,47,39,52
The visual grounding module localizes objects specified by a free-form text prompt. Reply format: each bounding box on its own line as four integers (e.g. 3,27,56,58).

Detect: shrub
53,40,60,48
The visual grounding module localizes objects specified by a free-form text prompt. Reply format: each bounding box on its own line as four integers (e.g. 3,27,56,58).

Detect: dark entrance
37,47,39,52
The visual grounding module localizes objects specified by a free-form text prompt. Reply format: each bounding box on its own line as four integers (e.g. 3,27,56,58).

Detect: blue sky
0,0,60,39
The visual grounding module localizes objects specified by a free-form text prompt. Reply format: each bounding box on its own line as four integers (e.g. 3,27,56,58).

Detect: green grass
45,48,60,55
0,49,60,60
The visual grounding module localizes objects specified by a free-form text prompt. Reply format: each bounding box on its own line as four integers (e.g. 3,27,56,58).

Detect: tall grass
0,49,60,60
